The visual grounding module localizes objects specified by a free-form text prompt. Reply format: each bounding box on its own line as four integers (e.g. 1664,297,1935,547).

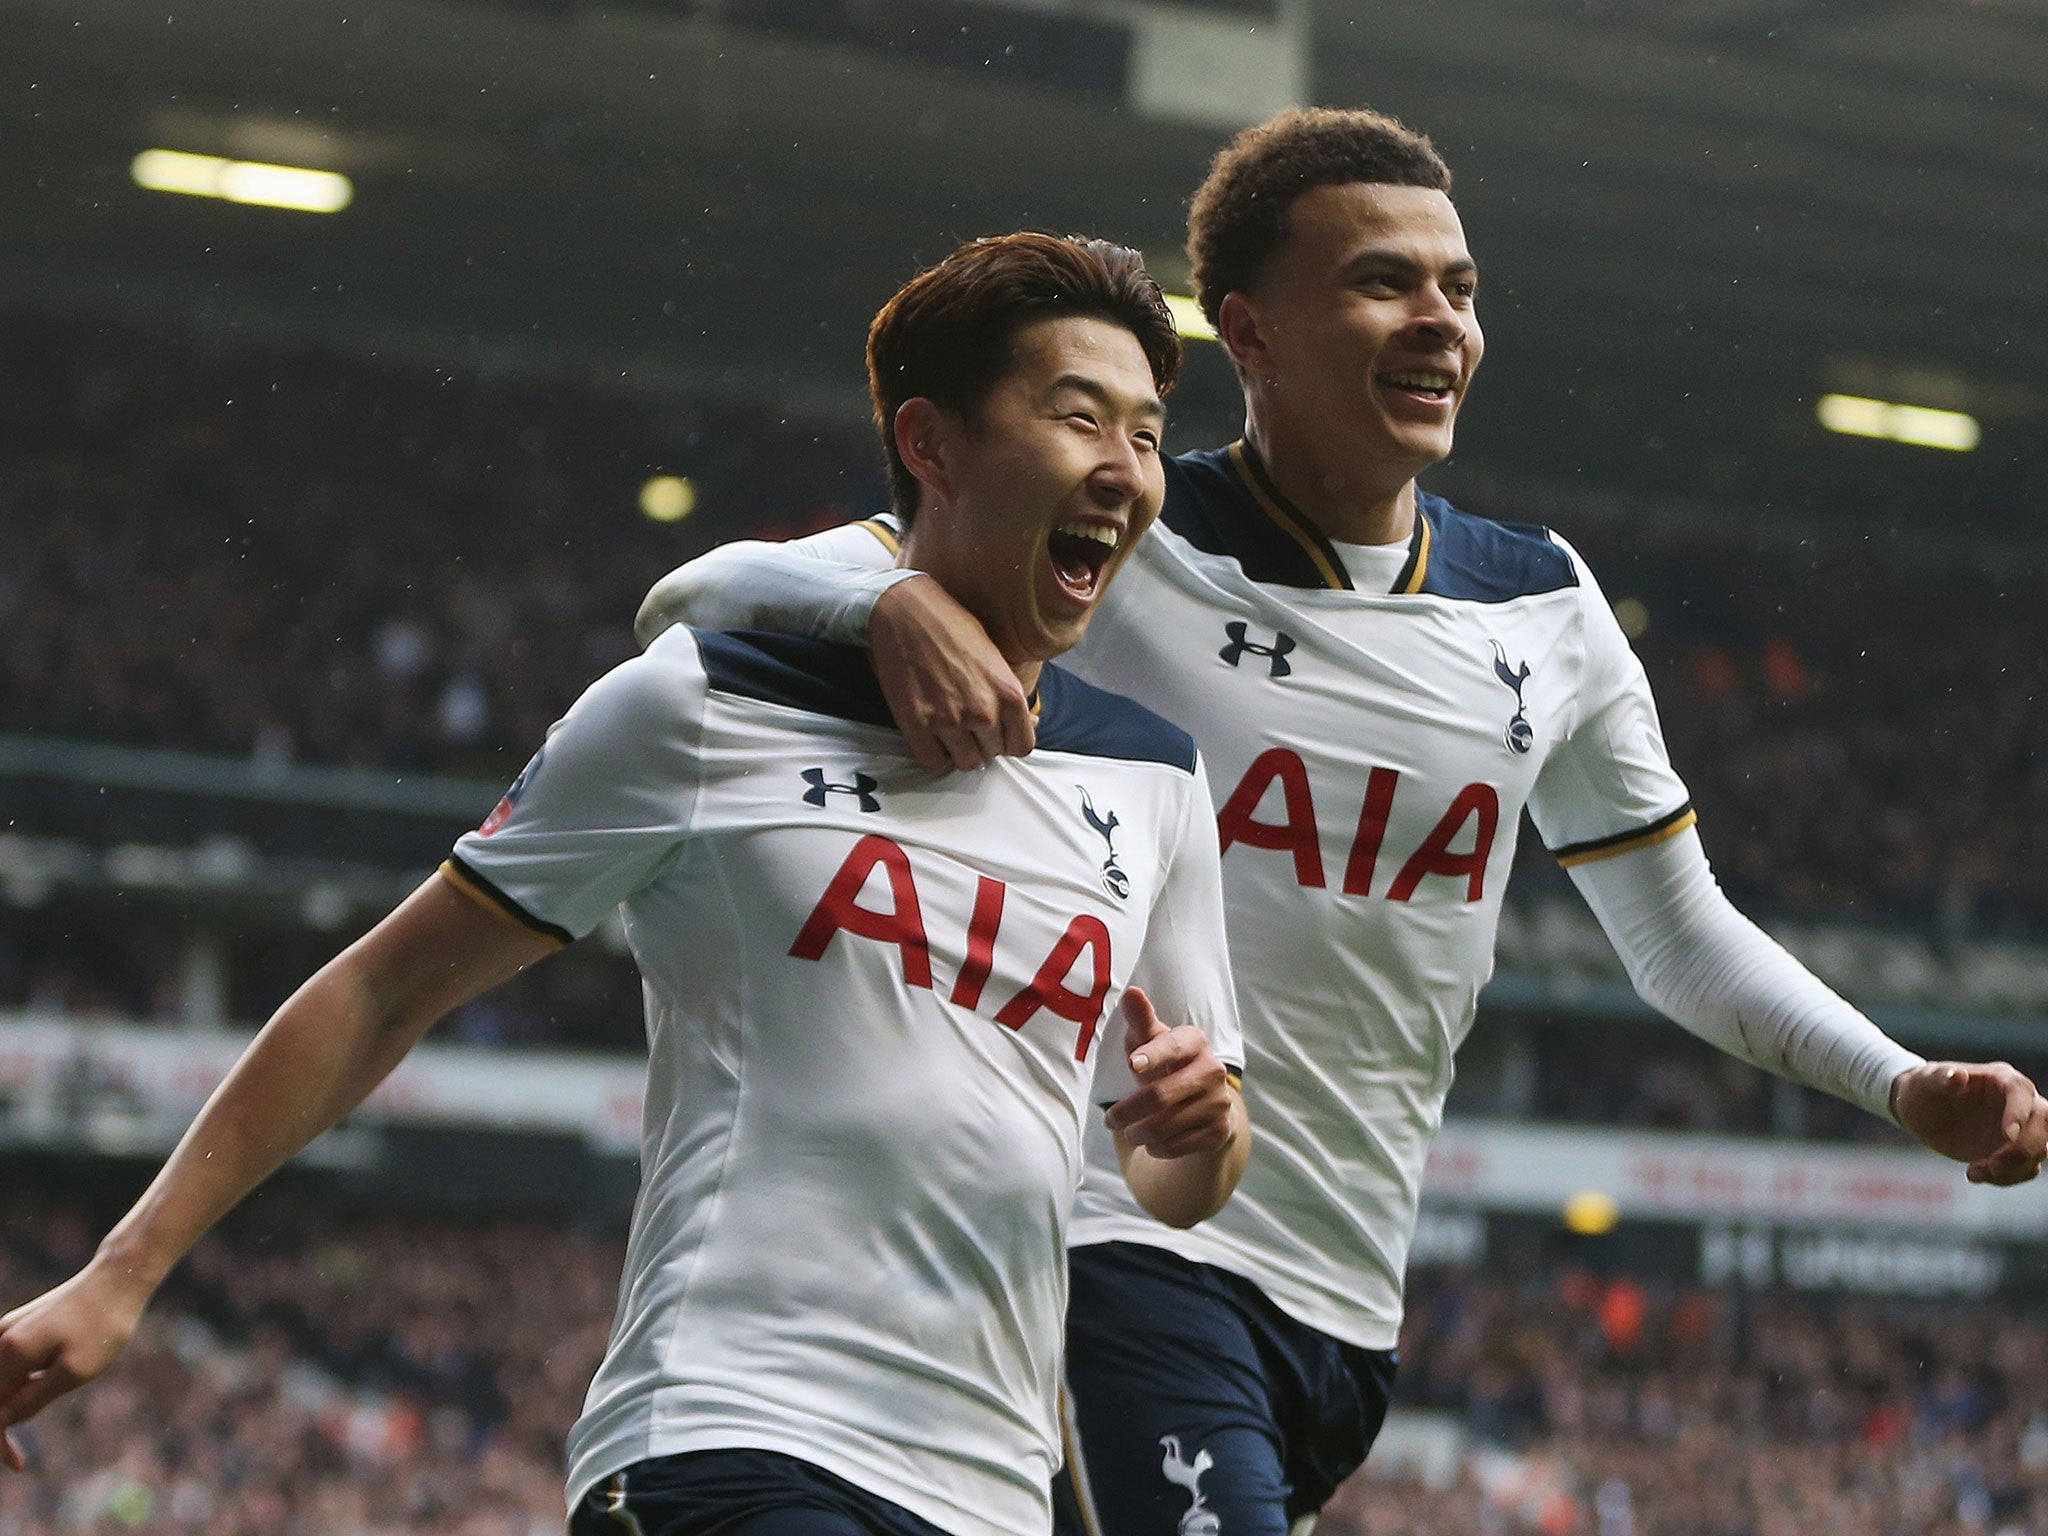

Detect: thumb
1123,988,1168,1068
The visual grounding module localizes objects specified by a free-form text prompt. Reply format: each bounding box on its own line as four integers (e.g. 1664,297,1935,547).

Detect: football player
0,232,1250,1536
631,110,2048,1536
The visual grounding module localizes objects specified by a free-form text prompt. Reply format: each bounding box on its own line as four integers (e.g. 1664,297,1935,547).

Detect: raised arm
0,874,555,1468
636,520,1036,772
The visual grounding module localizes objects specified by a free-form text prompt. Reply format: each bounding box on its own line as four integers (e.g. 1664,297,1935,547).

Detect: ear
893,398,953,511
1216,292,1269,379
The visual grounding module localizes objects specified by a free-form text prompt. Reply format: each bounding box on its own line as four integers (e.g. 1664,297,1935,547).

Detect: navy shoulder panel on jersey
692,630,896,729
1413,492,1580,602
1162,446,1353,591
1162,442,1579,601
693,630,1194,771
1035,665,1198,774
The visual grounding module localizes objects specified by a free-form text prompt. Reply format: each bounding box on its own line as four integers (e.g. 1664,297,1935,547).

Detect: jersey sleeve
1527,535,1698,867
446,626,711,943
1568,824,1922,1119
1099,754,1245,1103
634,515,912,648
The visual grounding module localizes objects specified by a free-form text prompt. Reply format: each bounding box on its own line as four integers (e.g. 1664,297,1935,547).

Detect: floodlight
131,149,353,214
1816,394,1978,452
1163,294,1217,342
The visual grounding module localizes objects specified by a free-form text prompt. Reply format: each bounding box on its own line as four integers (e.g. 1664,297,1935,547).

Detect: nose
1407,287,1467,350
1089,432,1148,508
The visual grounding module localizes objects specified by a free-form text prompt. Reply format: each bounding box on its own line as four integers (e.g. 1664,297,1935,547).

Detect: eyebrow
1340,247,1479,281
1047,373,1165,422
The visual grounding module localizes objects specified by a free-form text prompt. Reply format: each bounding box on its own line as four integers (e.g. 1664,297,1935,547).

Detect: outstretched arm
1572,827,2047,1184
636,524,1035,773
0,874,555,1468
1106,989,1250,1228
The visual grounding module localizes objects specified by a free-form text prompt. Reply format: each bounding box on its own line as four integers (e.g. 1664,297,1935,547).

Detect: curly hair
1188,108,1452,330
867,233,1183,521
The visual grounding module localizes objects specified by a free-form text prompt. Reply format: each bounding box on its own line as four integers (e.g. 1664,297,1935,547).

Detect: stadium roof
7,0,2046,538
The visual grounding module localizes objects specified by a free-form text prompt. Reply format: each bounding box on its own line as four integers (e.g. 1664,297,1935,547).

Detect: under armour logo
1491,641,1534,755
1220,621,1296,678
1159,1436,1220,1536
800,767,881,812
1080,787,1130,901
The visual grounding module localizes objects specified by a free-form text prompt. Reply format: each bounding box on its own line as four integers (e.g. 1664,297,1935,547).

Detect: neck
1244,409,1420,546
893,536,1044,700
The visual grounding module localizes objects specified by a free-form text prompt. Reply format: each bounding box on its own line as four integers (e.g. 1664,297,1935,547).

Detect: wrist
89,1228,179,1305
852,568,928,646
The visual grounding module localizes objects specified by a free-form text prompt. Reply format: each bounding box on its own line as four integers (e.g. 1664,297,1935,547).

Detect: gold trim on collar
857,516,902,556
1225,441,1349,591
1397,511,1433,595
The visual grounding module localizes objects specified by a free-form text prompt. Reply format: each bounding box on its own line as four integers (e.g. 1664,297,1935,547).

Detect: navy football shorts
570,1449,953,1536
1055,1242,1397,1536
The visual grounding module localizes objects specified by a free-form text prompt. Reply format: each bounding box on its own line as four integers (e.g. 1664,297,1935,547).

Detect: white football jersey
447,625,1241,1535
808,445,1695,1351
1061,444,1695,1350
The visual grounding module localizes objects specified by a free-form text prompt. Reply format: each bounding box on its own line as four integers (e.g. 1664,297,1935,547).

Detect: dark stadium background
3,1,2046,1531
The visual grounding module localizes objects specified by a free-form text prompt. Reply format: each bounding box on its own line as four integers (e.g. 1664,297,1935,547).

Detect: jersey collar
1199,441,1435,595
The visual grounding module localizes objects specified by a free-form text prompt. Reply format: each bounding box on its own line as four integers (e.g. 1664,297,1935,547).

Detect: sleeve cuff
834,566,924,646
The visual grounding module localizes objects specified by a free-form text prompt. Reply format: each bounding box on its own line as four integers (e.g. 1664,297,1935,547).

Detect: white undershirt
1327,536,1414,592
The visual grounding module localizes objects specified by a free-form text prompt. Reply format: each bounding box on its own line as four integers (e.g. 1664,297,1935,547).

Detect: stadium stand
5,1185,2045,1535
5,310,2042,938
5,310,2046,1532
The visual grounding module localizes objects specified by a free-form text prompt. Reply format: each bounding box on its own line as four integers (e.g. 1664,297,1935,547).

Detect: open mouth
1047,520,1120,601
1378,368,1457,405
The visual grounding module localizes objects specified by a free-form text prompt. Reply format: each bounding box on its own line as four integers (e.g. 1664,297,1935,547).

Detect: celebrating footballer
636,107,2048,1536
0,232,1251,1536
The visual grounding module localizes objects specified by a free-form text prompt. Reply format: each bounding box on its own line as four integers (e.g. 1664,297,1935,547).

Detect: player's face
1233,182,1482,480
913,316,1166,669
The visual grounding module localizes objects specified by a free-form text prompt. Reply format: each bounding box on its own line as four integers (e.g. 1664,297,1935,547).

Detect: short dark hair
1188,107,1453,330
867,232,1183,521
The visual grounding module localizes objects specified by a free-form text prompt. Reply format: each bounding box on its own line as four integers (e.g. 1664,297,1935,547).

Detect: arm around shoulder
634,520,913,648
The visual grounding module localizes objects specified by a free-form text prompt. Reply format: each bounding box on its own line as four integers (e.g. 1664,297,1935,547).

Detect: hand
870,575,1036,773
1105,988,1240,1159
1890,1060,2048,1186
0,1262,153,1472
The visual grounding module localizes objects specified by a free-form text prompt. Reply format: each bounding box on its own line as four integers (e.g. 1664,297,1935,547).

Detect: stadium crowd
2,1193,2043,1535
5,311,2042,941
0,310,873,778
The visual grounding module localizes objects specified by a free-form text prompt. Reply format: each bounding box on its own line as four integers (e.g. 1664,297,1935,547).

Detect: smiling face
1223,181,1483,510
898,314,1166,678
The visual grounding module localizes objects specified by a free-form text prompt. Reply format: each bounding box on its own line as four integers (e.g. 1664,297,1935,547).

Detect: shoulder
1413,491,1581,603
570,624,716,730
1035,664,1198,775
685,628,895,729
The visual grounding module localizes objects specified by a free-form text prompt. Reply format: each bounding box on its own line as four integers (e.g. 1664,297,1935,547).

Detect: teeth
1384,372,1455,391
1056,522,1120,547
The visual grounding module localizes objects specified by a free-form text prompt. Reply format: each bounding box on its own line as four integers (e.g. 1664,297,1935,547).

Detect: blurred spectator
6,308,2044,938
7,1192,2045,1535
0,309,879,780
